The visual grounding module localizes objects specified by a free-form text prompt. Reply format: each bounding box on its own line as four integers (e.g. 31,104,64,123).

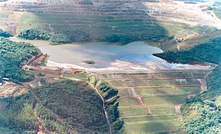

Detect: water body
9,37,211,70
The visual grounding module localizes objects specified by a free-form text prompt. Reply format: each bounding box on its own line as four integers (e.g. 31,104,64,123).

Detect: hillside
1,0,221,134
0,80,112,134
0,0,220,49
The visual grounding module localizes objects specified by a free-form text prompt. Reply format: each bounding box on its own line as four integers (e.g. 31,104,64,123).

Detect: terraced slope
1,0,220,28
0,0,220,50
92,69,211,133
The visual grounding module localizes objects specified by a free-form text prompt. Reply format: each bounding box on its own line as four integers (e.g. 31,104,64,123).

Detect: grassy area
123,120,179,134
16,11,219,49
18,13,167,43
17,12,211,47
63,72,87,80
119,107,147,117
178,30,221,50
122,114,178,122
213,8,221,20
148,105,175,115
143,95,186,105
108,70,207,133
0,10,12,27
158,21,206,38
118,98,138,106
137,87,200,95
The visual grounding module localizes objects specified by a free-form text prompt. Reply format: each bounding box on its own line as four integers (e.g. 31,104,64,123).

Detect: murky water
9,37,211,70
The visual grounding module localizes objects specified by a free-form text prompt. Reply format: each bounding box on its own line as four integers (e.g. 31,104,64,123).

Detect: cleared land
91,69,211,133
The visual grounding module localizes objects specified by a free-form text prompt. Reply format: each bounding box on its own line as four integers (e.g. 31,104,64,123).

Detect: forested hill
154,37,221,64
0,37,123,133
0,37,39,83
0,80,111,134
154,37,221,133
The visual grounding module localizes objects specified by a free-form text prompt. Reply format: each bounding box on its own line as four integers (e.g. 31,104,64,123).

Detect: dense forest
154,37,221,64
155,37,221,133
97,82,124,133
0,29,12,38
0,80,111,133
18,27,165,45
18,28,50,40
18,28,90,45
0,38,39,83
89,76,124,133
0,36,123,133
34,80,109,133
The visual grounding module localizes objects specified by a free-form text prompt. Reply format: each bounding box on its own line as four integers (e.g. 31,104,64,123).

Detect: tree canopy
18,28,51,40
0,29,12,38
0,38,39,83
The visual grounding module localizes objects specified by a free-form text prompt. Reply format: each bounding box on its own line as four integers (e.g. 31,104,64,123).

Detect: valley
0,0,221,134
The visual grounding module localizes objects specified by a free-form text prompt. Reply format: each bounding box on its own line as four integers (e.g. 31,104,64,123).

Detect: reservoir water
10,37,211,70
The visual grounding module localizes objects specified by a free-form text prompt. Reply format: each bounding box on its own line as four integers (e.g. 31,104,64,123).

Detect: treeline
97,81,124,133
0,29,12,37
18,28,91,45
154,37,221,64
155,37,221,133
18,28,167,45
101,33,166,45
181,65,221,134
18,28,50,40
101,34,137,45
0,38,39,83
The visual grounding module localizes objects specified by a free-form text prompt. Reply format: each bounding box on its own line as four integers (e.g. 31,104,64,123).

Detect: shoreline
46,60,214,73
8,37,214,72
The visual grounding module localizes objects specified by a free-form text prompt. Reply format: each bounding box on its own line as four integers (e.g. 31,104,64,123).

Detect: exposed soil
175,104,183,121
33,107,44,134
129,88,151,114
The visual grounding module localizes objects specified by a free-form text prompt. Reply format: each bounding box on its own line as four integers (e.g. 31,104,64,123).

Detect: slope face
0,0,220,29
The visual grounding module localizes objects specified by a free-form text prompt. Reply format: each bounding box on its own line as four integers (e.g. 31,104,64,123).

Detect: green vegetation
0,38,39,83
180,65,221,133
154,37,221,64
213,2,221,20
18,28,50,40
96,82,124,133
0,80,112,133
0,92,38,134
18,13,168,45
49,33,71,45
17,27,90,45
0,11,11,25
34,80,108,133
63,72,87,80
0,29,12,37
17,12,214,47
82,60,95,64
108,71,206,133
154,36,221,133
101,34,138,45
